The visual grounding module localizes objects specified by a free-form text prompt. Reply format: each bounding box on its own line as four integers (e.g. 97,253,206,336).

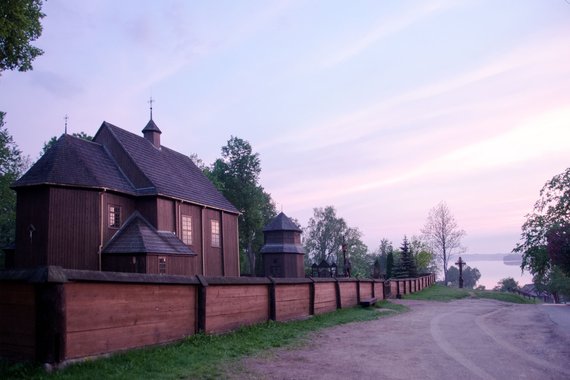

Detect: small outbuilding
261,212,305,277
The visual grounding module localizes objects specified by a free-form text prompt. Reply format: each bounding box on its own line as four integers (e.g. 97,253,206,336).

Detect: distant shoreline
458,253,522,264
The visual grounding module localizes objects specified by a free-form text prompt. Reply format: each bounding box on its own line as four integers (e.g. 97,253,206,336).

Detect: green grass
473,290,537,304
404,284,537,304
1,302,407,380
404,284,471,301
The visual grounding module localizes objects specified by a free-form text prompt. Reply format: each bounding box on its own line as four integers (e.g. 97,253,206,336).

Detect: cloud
319,0,456,68
31,71,83,98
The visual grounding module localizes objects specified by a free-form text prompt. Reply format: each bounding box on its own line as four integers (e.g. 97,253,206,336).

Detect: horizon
1,0,569,257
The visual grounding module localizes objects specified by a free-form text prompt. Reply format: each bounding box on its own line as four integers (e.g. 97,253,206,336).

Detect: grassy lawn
404,284,471,301
404,284,537,304
1,301,407,380
473,290,537,304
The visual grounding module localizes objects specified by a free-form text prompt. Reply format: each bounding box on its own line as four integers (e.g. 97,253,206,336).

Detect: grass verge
473,290,537,304
404,284,471,301
1,301,406,380
404,284,537,304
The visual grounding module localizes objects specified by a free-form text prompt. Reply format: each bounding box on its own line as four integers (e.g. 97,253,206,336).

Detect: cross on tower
455,256,466,288
148,96,154,120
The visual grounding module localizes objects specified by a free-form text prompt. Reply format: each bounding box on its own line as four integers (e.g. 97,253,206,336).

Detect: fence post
335,278,342,309
356,279,361,304
268,277,277,321
309,277,316,315
196,275,208,333
35,283,66,365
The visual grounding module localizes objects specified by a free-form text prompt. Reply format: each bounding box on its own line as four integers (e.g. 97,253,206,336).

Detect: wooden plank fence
0,267,435,366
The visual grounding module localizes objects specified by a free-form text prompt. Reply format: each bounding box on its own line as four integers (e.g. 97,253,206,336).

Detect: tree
409,235,436,275
303,206,371,276
514,167,570,301
422,201,466,285
392,236,417,278
206,136,276,275
0,0,45,74
386,250,394,279
374,238,393,277
447,265,481,289
494,277,519,292
0,112,27,251
41,132,93,157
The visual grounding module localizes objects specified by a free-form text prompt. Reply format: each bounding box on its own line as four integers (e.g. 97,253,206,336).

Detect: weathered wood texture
275,284,310,321
205,285,269,333
390,281,398,296
0,283,35,360
65,282,196,359
359,281,373,300
339,282,358,307
204,209,223,277
373,281,385,300
13,187,50,269
0,270,433,364
222,212,239,276
146,254,197,276
180,203,203,274
313,282,337,315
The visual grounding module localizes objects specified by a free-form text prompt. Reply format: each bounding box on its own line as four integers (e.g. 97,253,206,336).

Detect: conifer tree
392,236,418,278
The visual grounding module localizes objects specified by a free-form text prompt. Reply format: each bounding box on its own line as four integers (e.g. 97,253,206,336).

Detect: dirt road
234,299,570,380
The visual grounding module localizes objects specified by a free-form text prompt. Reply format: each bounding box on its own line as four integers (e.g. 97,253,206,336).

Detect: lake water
452,254,533,290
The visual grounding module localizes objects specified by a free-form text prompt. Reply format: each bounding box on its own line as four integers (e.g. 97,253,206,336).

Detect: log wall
0,268,435,366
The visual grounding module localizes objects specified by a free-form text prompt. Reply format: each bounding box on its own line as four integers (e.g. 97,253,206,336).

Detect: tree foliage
447,265,481,289
422,201,466,284
303,206,371,277
41,132,93,157
392,236,418,278
514,167,570,300
409,235,436,275
373,238,393,278
0,0,45,73
206,136,276,275
0,112,27,248
494,277,519,292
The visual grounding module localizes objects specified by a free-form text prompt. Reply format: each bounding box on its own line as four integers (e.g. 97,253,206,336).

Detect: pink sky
1,0,569,270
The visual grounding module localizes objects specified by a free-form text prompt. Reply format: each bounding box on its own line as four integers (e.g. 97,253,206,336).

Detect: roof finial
148,96,154,120
64,114,68,134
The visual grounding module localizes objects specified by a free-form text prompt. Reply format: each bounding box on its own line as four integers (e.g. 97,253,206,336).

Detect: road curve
234,299,570,380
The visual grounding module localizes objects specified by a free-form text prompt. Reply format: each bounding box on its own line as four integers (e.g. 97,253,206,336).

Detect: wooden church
9,116,240,277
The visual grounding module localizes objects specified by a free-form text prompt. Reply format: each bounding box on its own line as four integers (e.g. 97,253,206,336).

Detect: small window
158,257,167,274
109,205,121,228
181,215,192,245
211,219,220,247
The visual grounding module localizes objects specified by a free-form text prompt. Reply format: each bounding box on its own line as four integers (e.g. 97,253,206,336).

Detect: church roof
12,134,135,194
102,212,194,255
142,119,161,133
263,212,302,232
12,121,239,214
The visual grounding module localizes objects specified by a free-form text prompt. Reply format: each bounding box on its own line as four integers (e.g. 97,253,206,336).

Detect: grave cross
455,256,466,288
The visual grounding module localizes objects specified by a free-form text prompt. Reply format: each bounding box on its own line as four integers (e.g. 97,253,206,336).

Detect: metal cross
148,96,154,120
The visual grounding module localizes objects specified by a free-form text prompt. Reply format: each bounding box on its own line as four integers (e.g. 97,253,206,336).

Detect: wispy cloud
319,0,456,68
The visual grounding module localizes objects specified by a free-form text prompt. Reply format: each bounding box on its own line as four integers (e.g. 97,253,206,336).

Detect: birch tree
421,201,465,284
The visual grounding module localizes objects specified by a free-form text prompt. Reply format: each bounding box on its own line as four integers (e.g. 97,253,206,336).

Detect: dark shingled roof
12,134,135,194
13,121,238,214
103,212,194,255
99,122,238,213
263,212,302,232
142,119,161,133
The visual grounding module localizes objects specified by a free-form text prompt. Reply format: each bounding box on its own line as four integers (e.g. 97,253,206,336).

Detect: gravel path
231,299,570,380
